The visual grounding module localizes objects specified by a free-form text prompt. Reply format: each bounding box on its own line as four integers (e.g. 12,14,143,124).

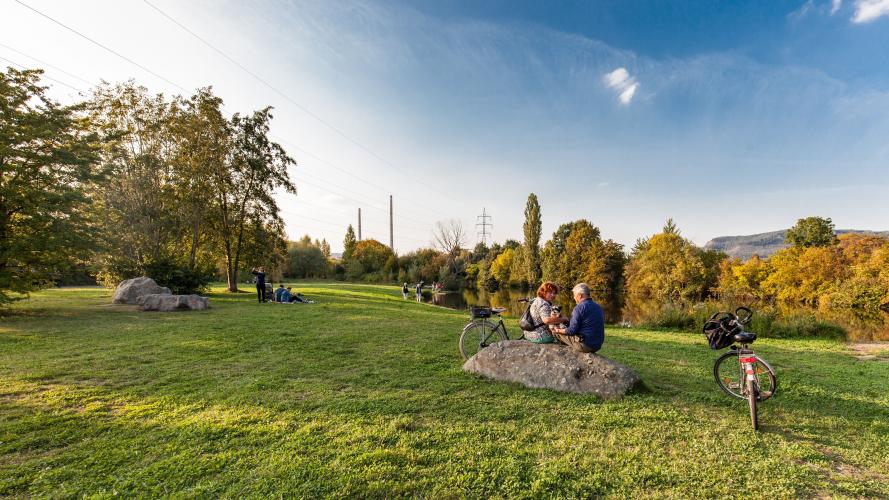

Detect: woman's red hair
536,282,560,298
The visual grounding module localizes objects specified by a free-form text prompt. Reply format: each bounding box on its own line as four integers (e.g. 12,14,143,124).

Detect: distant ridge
704,229,889,260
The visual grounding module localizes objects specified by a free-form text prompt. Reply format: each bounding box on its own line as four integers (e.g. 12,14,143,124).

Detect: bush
143,259,214,295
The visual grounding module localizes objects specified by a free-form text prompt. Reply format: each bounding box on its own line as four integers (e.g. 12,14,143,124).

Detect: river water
424,288,889,341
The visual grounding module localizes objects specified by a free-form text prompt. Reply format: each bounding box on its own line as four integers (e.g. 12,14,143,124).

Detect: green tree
89,81,182,283
212,107,296,291
785,216,837,248
168,88,230,270
287,236,327,278
541,220,603,289
343,225,357,262
0,68,103,303
522,193,542,287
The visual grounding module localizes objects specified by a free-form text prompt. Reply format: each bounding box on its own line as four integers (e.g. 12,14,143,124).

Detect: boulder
138,294,210,312
112,277,171,304
463,340,642,400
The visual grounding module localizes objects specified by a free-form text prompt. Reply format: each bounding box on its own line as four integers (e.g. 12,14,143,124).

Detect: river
423,288,889,341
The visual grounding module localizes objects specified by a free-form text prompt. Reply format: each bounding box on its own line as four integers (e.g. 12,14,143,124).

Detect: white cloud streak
831,0,843,14
852,0,889,22
603,67,639,105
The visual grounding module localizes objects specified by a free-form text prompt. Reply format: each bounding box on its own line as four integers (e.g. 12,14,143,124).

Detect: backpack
519,299,546,332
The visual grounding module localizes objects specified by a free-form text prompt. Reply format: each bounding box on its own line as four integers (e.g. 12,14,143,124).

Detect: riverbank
1,283,887,496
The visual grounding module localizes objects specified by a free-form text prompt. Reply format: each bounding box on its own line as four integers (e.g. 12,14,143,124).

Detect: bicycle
458,298,529,360
704,307,777,430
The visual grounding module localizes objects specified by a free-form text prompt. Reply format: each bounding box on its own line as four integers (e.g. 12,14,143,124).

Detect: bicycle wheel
459,321,506,360
713,352,777,400
747,378,759,430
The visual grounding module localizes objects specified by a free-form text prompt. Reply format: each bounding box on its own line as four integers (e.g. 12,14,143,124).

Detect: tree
490,247,515,286
785,216,837,248
433,219,467,258
320,238,331,258
343,225,357,262
168,88,230,270
624,221,714,301
541,220,603,289
89,81,182,283
523,193,542,287
348,239,394,280
0,68,103,303
211,107,296,291
287,237,327,278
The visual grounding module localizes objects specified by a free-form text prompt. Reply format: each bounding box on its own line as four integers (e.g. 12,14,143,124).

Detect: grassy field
1,283,887,497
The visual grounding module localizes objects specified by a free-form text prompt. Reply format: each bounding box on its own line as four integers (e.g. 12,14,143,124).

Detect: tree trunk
188,217,200,270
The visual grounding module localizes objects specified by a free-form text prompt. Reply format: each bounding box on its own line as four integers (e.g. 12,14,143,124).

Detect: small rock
138,294,210,311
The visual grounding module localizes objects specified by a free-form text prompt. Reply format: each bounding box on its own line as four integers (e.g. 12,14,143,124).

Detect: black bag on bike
519,301,544,331
702,319,738,350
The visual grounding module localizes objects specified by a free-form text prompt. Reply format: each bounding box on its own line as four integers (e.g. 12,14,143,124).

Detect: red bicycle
704,307,777,430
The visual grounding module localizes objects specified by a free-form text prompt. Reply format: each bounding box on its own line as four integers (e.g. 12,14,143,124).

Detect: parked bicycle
703,307,777,430
459,299,529,360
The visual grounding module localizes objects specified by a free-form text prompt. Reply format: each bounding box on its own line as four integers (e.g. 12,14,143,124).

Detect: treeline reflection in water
424,288,889,341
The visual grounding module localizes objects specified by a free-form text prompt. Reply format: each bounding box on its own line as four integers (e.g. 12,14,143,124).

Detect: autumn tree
0,68,103,303
625,220,720,301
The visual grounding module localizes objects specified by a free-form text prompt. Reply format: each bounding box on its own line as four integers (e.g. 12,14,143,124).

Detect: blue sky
3,0,888,252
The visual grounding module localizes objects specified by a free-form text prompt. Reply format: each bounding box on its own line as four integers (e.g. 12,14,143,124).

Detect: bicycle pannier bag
519,301,544,331
702,320,734,350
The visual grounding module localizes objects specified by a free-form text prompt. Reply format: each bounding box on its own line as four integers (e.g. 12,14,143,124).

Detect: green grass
1,283,887,497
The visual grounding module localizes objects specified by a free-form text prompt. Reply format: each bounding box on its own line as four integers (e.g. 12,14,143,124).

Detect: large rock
138,294,210,311
463,340,642,399
112,277,171,304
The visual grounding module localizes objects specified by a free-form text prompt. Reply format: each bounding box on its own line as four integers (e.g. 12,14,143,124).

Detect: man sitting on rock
551,283,604,353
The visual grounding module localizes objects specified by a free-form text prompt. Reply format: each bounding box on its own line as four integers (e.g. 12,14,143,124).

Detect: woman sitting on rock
526,282,568,344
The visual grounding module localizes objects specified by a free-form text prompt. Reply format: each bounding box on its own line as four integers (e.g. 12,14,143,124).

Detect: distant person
275,284,286,302
281,287,314,304
551,283,605,353
526,282,566,344
251,267,266,303
415,282,423,302
402,283,409,299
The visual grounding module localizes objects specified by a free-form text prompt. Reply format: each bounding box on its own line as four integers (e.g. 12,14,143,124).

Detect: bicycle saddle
734,332,757,343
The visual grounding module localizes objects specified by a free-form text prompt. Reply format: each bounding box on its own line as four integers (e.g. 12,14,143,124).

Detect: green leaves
0,68,103,303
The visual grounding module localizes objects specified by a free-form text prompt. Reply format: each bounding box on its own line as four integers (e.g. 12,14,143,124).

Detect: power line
140,0,455,203
5,8,443,250
13,0,189,93
0,55,82,92
12,0,453,222
0,42,94,86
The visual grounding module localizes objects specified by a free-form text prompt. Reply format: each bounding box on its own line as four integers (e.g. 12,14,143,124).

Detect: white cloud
831,0,843,15
852,0,889,22
603,67,639,105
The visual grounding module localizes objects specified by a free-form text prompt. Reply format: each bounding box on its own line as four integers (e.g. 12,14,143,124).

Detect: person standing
551,283,605,353
402,283,409,300
415,282,423,302
252,267,266,303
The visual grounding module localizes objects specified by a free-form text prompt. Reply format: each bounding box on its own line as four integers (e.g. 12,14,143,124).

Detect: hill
705,229,889,259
